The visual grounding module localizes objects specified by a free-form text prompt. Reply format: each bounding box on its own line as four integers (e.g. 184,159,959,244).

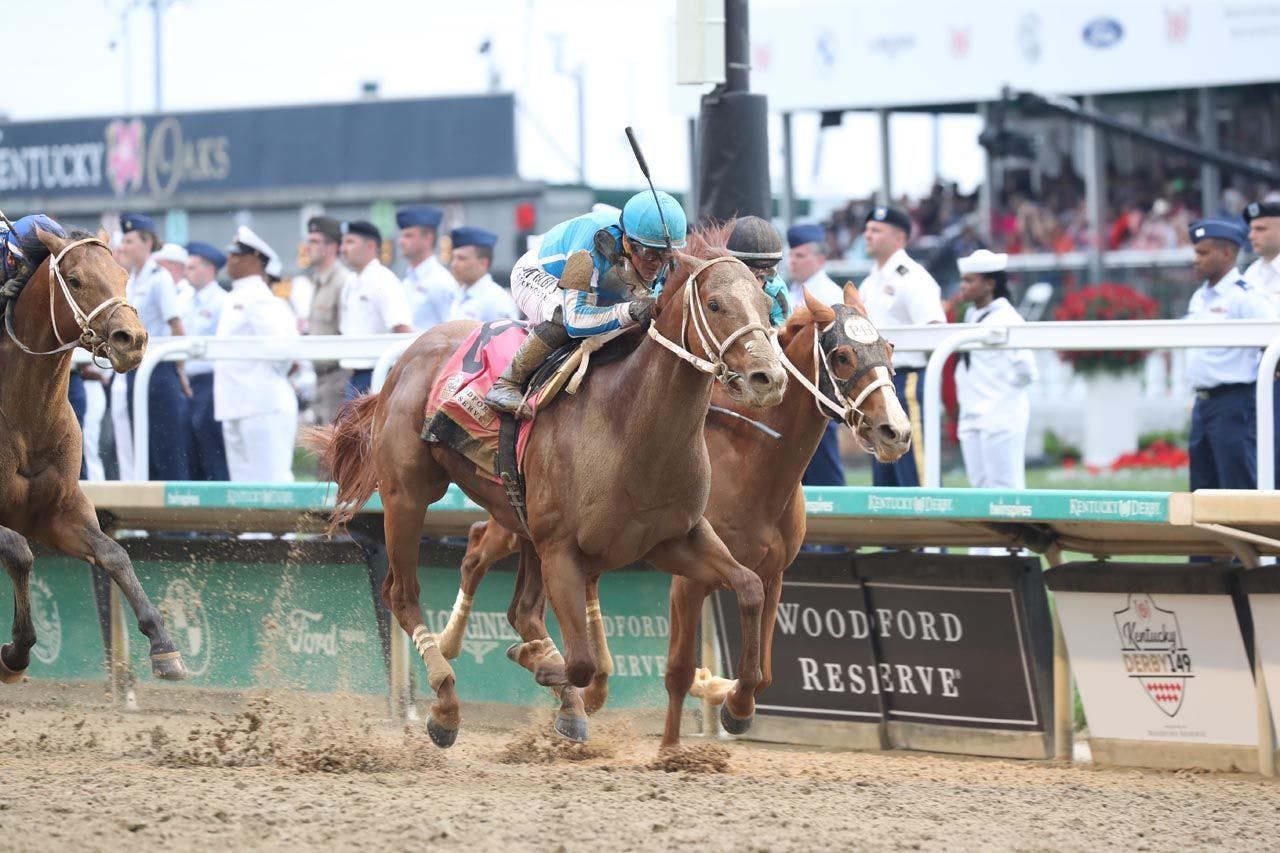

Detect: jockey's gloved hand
628,296,656,326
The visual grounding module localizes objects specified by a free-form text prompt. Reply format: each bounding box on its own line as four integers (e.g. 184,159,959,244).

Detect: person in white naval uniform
154,242,192,316
182,241,230,481
214,226,300,483
1184,219,1275,493
954,250,1037,493
1243,199,1280,485
112,212,191,481
785,222,849,487
858,204,947,487
339,219,413,399
396,204,457,331
446,226,518,323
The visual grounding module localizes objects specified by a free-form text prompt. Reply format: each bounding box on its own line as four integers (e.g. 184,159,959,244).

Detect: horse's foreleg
0,526,35,682
581,577,614,714
647,518,764,736
539,546,596,742
438,518,518,659
500,542,588,741
756,574,784,697
36,501,186,680
659,575,711,749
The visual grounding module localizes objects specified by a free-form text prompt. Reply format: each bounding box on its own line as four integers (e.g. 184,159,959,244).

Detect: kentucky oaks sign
0,94,516,204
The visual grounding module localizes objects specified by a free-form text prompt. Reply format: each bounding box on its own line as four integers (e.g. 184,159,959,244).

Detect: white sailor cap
265,253,283,278
153,242,189,265
957,249,1009,275
225,225,274,262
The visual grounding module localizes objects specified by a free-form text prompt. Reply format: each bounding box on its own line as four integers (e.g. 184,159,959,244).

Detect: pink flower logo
105,118,145,196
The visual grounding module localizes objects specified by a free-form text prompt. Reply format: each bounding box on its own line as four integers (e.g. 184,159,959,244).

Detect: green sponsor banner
8,541,675,709
158,483,1171,526
0,556,105,681
802,487,1169,524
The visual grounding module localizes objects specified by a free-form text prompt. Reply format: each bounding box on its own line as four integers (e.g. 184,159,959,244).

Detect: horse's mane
654,222,736,315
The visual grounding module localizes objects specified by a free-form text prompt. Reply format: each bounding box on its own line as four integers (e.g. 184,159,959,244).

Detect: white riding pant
958,426,1027,491
110,373,133,480
83,380,107,481
221,405,298,483
510,249,563,325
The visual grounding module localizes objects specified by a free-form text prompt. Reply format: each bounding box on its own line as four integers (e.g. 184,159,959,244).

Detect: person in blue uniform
485,191,686,417
116,212,191,481
1185,219,1276,491
446,226,518,323
397,204,458,331
182,241,230,480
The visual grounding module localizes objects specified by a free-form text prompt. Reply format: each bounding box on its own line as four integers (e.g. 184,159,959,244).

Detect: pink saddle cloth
423,320,541,483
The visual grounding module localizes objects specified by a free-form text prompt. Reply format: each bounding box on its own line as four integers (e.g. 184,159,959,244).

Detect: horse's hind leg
438,518,518,659
380,446,458,747
35,497,186,680
0,526,35,682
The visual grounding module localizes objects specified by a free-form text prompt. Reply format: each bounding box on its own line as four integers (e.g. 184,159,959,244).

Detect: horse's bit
646,255,778,387
4,237,135,361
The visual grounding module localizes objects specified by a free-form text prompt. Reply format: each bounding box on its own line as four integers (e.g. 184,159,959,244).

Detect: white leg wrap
451,589,473,619
585,600,613,676
412,626,455,692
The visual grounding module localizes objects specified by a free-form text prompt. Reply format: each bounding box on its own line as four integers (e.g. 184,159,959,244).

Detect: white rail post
1255,335,1280,491
921,327,1008,488
372,340,415,393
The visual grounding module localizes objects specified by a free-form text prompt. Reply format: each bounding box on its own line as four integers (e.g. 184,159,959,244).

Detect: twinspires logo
777,602,963,697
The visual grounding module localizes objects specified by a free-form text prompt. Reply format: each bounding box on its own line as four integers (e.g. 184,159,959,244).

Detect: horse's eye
708,299,720,313
67,276,81,288
835,352,851,366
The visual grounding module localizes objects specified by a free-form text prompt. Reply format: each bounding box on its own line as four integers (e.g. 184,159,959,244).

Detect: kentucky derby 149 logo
1114,593,1193,716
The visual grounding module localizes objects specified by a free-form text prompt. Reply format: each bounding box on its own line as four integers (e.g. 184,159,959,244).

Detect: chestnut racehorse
436,276,911,748
310,235,788,747
0,226,188,683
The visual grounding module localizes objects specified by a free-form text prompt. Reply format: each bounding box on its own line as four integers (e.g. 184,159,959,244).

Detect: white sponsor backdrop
749,1,1280,111
1055,591,1257,745
1247,594,1280,738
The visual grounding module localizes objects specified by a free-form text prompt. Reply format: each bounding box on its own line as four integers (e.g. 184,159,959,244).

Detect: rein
646,255,778,385
3,237,134,361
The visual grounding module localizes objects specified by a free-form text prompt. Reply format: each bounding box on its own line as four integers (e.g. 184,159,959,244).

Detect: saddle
421,320,635,485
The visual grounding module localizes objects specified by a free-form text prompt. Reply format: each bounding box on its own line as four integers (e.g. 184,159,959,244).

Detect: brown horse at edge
310,233,790,747
0,226,188,683
436,274,911,748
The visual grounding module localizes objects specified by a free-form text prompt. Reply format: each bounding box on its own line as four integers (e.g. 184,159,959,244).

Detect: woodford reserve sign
713,552,1054,757
0,94,516,205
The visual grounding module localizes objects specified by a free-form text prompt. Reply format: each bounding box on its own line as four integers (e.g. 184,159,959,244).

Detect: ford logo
1082,17,1123,48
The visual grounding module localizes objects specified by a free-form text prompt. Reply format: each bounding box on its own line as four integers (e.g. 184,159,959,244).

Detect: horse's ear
803,286,836,323
96,227,111,244
843,281,860,307
35,227,67,255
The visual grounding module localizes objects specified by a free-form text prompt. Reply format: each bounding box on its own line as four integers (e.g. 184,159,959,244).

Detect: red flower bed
1054,282,1160,376
1061,439,1189,473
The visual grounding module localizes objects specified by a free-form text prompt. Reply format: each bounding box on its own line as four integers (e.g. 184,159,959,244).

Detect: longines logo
160,579,212,677
30,576,61,666
1114,592,1193,716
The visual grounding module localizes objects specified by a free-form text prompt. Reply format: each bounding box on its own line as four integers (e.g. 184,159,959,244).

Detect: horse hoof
720,703,753,736
0,651,27,685
554,714,589,743
426,716,458,749
150,651,188,681
505,642,523,663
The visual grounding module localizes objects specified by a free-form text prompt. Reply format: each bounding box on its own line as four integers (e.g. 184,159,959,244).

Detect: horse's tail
301,394,381,536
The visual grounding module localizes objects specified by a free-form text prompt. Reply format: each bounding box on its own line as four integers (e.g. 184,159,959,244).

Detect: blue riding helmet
1,214,66,280
620,190,687,249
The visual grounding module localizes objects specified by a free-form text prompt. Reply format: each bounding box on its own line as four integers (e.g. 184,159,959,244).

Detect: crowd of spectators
819,170,1276,262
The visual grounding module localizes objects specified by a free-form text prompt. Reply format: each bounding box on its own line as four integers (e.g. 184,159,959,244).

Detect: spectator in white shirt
183,241,230,480
339,220,413,399
397,205,457,331
447,226,518,323
214,226,300,482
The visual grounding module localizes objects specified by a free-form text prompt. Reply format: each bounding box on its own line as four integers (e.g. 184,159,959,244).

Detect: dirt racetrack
3,684,1279,852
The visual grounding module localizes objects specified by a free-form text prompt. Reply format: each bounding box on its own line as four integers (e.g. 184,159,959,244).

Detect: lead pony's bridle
645,255,778,387
3,237,135,361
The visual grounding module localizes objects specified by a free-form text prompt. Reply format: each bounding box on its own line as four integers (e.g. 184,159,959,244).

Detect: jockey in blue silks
1,214,67,289
486,190,688,418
